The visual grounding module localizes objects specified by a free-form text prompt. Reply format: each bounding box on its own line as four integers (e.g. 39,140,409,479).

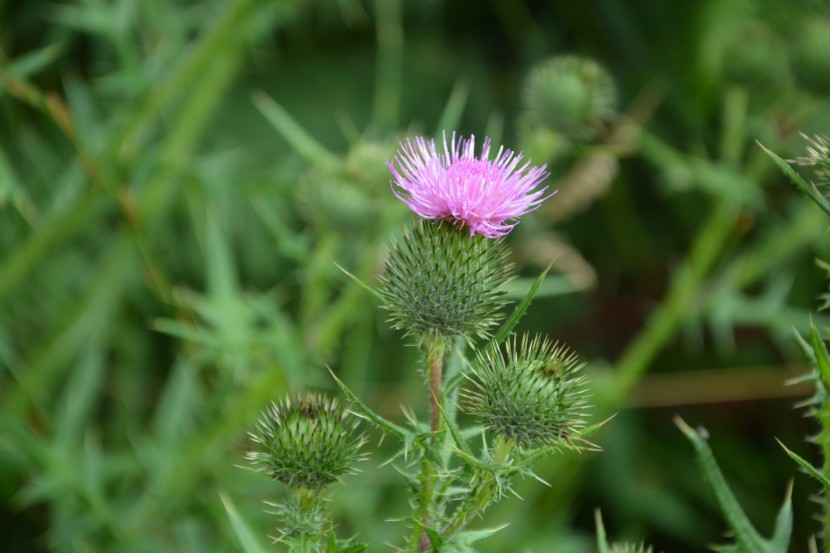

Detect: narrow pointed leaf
220,493,269,553
253,91,337,167
595,510,611,553
494,262,553,343
809,319,830,385
769,481,793,553
326,366,409,438
438,402,474,458
333,262,383,301
675,416,766,553
760,142,830,218
777,439,830,491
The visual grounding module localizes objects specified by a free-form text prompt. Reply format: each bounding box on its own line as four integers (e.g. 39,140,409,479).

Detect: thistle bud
463,334,590,450
521,55,617,141
378,220,511,342
246,394,366,489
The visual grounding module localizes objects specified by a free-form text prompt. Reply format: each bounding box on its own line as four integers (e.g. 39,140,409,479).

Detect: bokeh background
3,0,830,551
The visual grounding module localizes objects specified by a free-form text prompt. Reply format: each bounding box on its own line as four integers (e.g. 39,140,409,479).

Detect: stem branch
442,436,515,539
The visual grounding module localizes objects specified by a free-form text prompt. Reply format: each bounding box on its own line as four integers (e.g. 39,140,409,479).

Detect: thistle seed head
246,394,366,489
463,334,590,450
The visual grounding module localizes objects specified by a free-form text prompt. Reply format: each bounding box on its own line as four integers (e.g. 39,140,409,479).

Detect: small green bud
246,394,366,489
521,55,617,141
792,17,830,96
378,221,511,342
464,334,590,450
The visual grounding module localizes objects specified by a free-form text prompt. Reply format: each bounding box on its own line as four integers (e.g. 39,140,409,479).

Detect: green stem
413,336,446,551
442,436,515,539
428,336,446,440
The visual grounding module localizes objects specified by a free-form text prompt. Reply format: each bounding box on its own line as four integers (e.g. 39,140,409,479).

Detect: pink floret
387,132,553,238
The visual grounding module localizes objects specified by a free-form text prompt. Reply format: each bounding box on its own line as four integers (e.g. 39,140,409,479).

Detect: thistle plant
242,132,598,551
245,394,367,551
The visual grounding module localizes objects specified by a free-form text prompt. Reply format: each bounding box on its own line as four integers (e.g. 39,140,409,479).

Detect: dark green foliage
379,221,511,342
677,417,793,553
463,334,589,450
792,17,830,96
246,395,366,490
2,0,830,550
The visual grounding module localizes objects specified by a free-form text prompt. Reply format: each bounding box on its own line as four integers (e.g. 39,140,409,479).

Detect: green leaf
676,416,790,553
769,481,793,553
326,366,409,438
333,262,383,301
493,262,553,343
675,417,766,552
777,439,830,491
438,402,475,459
595,510,611,553
809,318,830,386
759,142,830,219
253,91,338,167
220,493,270,553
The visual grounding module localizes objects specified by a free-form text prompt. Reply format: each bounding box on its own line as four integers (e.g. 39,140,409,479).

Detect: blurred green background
3,0,830,551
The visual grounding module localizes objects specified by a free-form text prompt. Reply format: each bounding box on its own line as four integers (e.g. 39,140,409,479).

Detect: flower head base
246,394,366,489
379,220,511,341
387,133,551,238
464,334,590,450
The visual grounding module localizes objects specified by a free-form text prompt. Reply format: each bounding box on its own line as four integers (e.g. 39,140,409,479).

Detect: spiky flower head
379,220,511,342
522,55,617,141
246,394,366,489
387,132,551,238
464,334,590,450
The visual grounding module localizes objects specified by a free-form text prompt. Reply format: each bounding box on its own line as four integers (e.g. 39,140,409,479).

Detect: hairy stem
428,336,446,440
414,335,446,551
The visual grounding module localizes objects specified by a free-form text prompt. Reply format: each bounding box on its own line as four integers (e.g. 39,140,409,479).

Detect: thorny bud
464,334,590,450
246,394,366,489
521,55,617,141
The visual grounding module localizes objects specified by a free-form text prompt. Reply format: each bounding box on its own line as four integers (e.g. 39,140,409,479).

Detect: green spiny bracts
246,394,366,489
378,220,511,342
521,55,617,141
463,334,590,450
270,492,327,539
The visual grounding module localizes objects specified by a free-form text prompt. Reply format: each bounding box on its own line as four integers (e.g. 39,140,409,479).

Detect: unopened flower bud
522,55,617,141
246,394,366,489
464,334,590,450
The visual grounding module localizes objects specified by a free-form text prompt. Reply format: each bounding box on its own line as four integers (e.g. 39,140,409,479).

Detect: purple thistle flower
387,132,553,238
